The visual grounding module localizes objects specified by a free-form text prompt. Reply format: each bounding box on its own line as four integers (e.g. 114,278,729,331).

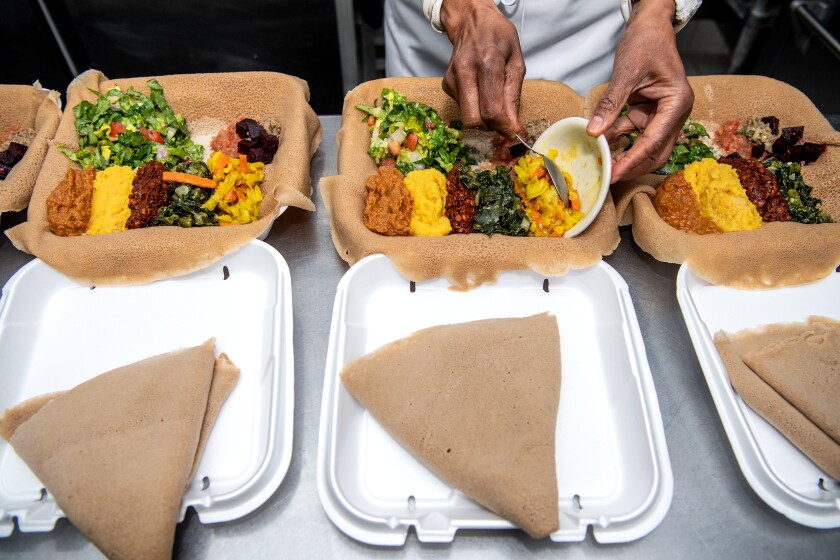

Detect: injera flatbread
321,78,619,290
0,392,63,442
340,313,561,538
6,69,321,285
611,75,840,289
743,327,840,445
714,317,840,479
0,84,61,214
0,339,238,560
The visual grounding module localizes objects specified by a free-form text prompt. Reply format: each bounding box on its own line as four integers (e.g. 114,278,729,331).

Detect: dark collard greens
763,158,833,224
460,166,529,236
156,161,218,227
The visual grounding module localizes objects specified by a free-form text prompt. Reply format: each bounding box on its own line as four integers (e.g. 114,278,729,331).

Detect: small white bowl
533,117,611,238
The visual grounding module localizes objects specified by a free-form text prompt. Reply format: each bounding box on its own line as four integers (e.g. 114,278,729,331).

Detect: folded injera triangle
743,326,840,445
340,313,561,538
714,317,840,479
0,339,226,560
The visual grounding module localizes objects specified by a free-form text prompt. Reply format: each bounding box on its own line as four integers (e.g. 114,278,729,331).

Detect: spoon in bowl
515,133,570,206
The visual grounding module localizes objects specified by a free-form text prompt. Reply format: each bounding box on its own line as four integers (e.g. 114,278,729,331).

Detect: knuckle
597,95,622,115
478,48,504,74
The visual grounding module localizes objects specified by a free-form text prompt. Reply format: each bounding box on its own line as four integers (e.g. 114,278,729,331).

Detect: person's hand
587,0,694,183
439,0,525,139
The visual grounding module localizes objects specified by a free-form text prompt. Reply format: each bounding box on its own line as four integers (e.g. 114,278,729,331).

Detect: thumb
587,77,634,137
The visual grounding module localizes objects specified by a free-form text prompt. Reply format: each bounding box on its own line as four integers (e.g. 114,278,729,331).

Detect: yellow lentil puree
514,154,583,237
683,159,762,232
86,166,135,235
404,168,451,236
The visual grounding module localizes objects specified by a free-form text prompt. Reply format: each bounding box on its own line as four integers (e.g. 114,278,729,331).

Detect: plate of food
613,75,840,289
676,264,840,528
317,254,672,544
0,83,62,214
320,78,621,290
5,70,321,285
0,240,295,556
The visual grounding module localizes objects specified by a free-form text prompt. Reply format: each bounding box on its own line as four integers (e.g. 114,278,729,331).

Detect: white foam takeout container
676,264,840,528
0,240,294,537
317,254,673,545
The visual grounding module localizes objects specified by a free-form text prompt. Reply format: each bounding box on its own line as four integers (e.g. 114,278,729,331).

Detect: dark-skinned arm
439,0,525,139
587,0,694,183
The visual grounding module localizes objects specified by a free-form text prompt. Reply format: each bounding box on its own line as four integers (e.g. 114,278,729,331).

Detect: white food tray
317,254,672,545
0,240,294,536
676,264,840,528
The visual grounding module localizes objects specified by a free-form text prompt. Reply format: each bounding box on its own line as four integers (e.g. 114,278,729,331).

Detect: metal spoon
515,133,569,206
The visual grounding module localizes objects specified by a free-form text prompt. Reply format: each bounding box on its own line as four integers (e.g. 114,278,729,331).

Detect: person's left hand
586,0,694,183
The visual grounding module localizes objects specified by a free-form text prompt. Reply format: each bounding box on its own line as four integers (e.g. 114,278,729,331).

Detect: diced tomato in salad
109,122,126,136
140,128,165,144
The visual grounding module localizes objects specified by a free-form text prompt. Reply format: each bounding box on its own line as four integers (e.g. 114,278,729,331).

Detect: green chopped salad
625,117,715,175
59,79,204,171
356,88,474,175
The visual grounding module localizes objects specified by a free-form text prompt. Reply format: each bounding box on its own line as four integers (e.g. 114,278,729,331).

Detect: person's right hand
439,0,526,139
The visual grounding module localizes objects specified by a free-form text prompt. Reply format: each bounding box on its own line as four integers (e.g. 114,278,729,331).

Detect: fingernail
587,116,603,134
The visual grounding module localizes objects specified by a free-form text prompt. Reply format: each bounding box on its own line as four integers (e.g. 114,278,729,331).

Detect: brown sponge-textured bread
321,78,619,290
6,69,321,285
0,339,239,560
743,327,840,444
0,84,62,214
714,317,840,479
612,75,840,289
340,313,561,538
0,392,63,442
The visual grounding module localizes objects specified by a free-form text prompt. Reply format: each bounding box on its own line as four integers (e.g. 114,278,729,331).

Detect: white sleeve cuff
423,0,446,33
620,0,702,33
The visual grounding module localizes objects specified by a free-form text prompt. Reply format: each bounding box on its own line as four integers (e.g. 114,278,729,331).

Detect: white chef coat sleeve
423,0,446,32
620,0,702,32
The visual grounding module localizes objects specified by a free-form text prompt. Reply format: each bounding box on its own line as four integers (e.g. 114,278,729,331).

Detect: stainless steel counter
1,116,838,559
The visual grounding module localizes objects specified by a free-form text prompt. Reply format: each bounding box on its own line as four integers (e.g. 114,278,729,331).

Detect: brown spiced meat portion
444,164,477,234
363,167,413,235
720,155,791,222
653,171,722,235
127,160,169,229
47,167,96,236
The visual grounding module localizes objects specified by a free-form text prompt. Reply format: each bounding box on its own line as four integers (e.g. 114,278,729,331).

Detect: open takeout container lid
676,264,840,528
317,254,672,545
0,240,294,536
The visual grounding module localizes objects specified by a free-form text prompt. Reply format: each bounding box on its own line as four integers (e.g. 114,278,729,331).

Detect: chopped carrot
213,153,230,174
569,190,581,211
367,115,376,126
239,154,247,174
161,171,217,189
